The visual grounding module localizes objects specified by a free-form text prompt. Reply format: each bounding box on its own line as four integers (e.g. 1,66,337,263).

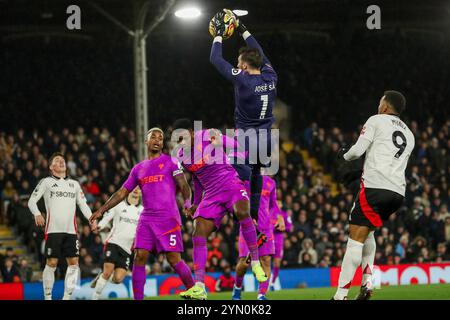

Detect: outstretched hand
89,210,103,224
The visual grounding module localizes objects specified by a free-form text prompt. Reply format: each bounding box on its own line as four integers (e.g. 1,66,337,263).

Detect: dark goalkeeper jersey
210,34,278,130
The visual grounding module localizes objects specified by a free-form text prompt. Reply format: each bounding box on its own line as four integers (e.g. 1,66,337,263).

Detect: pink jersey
122,153,183,222
178,129,240,203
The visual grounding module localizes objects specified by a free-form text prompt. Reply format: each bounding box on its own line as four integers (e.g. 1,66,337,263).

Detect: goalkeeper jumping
209,9,278,243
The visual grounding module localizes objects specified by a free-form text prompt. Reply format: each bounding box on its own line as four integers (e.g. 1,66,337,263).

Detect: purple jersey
122,153,183,222
210,34,278,130
178,129,240,203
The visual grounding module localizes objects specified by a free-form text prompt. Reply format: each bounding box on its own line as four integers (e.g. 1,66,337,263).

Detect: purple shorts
238,231,275,258
273,232,284,259
134,214,183,254
194,180,249,229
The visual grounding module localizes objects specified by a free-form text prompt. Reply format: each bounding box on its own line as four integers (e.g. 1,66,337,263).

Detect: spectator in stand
1,258,21,283
18,258,33,282
215,264,235,292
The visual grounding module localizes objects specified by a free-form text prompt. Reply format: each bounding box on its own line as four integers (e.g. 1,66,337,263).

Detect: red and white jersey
28,176,92,235
98,201,142,254
353,114,415,195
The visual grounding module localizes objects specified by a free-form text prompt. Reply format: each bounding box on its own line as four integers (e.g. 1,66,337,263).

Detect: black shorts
45,233,80,259
104,243,132,270
349,186,404,228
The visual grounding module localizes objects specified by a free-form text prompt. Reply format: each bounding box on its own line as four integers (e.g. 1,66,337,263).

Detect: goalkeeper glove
212,11,226,37
236,20,248,36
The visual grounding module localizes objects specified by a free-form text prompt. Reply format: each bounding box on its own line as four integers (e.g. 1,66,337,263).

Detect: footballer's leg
112,268,128,284
333,224,370,300
257,255,271,300
63,257,80,300
92,262,115,300
165,251,195,289
271,257,281,290
249,165,263,221
356,230,376,300
234,200,267,283
133,249,150,300
233,257,249,300
43,258,58,300
62,235,81,300
180,217,215,300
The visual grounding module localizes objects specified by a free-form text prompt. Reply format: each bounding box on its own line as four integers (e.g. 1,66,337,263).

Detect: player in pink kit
232,174,280,300
270,201,293,291
171,119,268,300
89,128,194,300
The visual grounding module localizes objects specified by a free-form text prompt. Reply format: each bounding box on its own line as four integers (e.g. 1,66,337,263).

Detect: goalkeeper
209,9,278,238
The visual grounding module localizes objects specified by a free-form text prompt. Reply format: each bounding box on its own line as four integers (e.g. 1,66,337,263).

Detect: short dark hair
172,118,193,131
238,46,263,69
49,152,65,165
384,90,406,114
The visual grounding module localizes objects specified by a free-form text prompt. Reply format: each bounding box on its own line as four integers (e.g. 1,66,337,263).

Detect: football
209,9,237,39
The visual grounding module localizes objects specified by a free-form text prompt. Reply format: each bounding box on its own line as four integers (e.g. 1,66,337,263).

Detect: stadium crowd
0,116,448,282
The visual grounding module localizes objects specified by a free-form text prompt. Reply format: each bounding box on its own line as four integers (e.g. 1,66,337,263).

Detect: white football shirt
98,201,142,254
28,176,93,234
344,114,415,196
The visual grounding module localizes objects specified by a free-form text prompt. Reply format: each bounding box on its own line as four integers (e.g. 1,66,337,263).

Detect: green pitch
143,283,450,300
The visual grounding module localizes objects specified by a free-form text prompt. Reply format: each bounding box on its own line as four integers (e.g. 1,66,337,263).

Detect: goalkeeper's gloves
236,20,248,36
212,11,226,37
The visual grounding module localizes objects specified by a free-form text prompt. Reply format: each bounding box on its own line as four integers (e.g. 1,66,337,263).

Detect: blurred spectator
18,258,33,282
215,264,235,292
1,258,21,283
79,254,99,278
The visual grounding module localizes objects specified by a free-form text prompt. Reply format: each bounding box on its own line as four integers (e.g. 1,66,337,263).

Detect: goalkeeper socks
235,275,244,288
43,264,56,300
271,266,280,285
240,217,259,261
63,265,79,300
250,168,263,219
173,260,195,289
258,278,270,296
193,236,207,284
132,265,146,300
361,231,376,286
334,238,364,300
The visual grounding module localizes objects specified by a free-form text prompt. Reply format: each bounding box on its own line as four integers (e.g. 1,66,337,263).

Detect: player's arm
28,179,47,227
76,182,93,220
269,187,285,231
89,166,137,223
343,117,377,161
90,187,129,224
95,208,116,232
210,37,246,84
237,22,271,66
172,160,192,211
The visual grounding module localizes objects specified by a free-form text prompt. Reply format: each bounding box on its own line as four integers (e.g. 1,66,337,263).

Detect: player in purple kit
89,128,194,300
270,201,293,291
232,174,280,300
171,119,268,300
210,10,278,238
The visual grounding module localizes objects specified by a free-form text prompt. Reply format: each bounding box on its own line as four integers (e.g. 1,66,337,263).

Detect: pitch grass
142,283,450,300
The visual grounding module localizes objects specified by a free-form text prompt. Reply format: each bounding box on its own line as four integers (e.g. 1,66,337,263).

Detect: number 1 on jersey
260,95,269,119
